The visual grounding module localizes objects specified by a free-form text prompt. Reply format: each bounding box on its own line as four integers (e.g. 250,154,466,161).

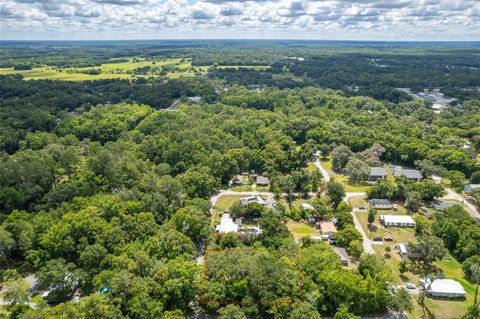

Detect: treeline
0,75,217,153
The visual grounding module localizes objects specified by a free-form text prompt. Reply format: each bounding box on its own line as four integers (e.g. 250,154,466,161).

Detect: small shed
256,176,269,186
396,243,410,258
333,247,349,266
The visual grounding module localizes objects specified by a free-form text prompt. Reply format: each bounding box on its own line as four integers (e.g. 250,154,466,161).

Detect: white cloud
0,0,479,40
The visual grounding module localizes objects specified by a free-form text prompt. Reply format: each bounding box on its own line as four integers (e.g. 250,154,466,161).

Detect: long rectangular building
380,215,415,227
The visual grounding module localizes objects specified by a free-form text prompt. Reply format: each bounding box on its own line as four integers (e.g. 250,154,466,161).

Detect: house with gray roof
369,198,393,209
369,167,387,180
394,169,423,182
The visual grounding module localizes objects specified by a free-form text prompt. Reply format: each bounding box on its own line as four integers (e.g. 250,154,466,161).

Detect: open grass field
0,59,273,82
286,220,320,240
0,58,205,81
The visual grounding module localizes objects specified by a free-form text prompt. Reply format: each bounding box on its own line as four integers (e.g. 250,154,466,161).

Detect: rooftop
424,279,466,295
333,247,349,261
394,169,423,180
370,198,392,205
370,167,387,176
320,221,337,233
216,213,239,233
380,215,415,224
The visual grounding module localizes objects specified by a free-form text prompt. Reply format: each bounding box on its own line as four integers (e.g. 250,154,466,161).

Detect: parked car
406,283,416,289
384,236,393,241
329,239,337,245
373,236,383,241
358,206,367,211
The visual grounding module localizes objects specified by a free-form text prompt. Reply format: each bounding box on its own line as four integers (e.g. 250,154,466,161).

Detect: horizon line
1,38,480,43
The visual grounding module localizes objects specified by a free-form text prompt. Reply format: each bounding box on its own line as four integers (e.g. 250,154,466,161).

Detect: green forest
0,41,479,319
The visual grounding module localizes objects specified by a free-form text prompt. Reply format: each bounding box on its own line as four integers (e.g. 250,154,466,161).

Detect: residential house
369,198,394,210
380,215,416,227
369,167,387,180
228,175,247,187
422,278,466,299
240,194,267,206
319,221,337,236
394,169,423,182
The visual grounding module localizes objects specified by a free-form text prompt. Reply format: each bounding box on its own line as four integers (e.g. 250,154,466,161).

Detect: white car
406,283,416,289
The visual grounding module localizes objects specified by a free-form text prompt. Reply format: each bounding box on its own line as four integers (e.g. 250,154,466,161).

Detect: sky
1,0,479,41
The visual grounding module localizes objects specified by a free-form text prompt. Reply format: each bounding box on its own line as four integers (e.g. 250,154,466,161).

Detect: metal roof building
423,279,466,299
380,215,415,227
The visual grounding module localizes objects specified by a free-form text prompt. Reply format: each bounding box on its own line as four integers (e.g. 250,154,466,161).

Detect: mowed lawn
212,194,245,225
407,254,474,319
286,220,320,240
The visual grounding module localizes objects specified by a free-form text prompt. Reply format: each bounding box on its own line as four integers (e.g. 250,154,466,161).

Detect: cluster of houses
215,193,274,236
228,174,269,188
368,167,423,182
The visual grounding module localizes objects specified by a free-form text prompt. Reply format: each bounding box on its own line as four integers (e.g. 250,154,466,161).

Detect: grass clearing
0,58,204,81
212,194,245,225
287,220,320,240
230,185,253,192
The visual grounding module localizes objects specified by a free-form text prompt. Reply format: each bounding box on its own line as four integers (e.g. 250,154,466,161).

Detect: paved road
314,152,331,182
351,206,375,254
441,187,480,220
312,157,374,255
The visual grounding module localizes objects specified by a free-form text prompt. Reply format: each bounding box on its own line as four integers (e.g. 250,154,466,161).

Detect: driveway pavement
441,187,480,220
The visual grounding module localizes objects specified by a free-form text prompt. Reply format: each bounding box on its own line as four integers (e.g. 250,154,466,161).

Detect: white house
216,214,239,233
380,215,415,227
422,278,466,299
